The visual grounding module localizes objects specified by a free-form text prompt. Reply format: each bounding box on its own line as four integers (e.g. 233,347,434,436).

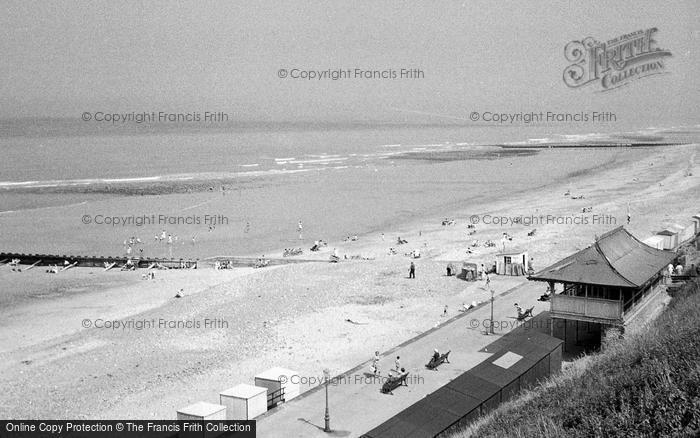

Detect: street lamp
489,288,495,335
323,368,331,432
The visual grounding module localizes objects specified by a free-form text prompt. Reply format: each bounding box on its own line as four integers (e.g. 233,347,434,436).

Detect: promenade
256,278,548,437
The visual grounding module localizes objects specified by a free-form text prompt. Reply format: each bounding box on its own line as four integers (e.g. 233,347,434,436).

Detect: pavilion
529,226,675,349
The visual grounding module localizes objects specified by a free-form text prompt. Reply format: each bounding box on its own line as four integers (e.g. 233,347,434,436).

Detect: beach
0,138,698,420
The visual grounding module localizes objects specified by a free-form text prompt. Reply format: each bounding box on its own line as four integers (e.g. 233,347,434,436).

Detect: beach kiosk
220,384,268,420
495,249,529,276
254,367,300,407
176,401,226,421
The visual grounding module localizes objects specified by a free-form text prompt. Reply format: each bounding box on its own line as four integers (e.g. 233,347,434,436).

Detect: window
504,256,512,264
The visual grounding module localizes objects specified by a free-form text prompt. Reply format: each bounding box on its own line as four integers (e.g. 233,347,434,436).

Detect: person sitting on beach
432,349,440,362
175,288,184,298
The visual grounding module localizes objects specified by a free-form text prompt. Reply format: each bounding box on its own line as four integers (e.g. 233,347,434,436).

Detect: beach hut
656,225,684,250
220,384,268,420
459,262,478,281
446,262,460,276
678,221,696,244
642,235,666,250
495,249,528,276
176,401,226,421
254,367,300,405
692,214,700,236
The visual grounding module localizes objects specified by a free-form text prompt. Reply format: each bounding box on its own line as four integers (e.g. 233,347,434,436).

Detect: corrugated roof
446,373,500,401
530,227,675,287
425,387,482,418
362,332,563,438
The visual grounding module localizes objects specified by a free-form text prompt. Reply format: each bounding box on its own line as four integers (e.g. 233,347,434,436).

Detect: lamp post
323,368,330,432
489,288,495,335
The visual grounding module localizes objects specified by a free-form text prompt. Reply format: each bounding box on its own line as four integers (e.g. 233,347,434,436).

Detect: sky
1,0,698,127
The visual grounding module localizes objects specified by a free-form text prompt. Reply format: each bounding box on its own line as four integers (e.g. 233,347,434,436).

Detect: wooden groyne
0,252,331,270
0,252,199,269
498,142,686,149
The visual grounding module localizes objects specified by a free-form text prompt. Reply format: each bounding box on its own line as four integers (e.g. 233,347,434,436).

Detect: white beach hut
642,235,666,250
495,249,529,276
220,384,268,420
254,367,300,403
657,224,684,250
692,214,700,236
176,401,226,421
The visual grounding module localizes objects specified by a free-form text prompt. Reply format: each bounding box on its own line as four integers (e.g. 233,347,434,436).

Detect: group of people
124,236,144,257
283,247,303,257
254,255,269,268
45,260,71,274
154,231,178,245
214,260,232,270
370,351,409,378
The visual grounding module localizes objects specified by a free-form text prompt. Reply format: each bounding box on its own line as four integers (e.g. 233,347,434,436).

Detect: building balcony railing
551,294,623,322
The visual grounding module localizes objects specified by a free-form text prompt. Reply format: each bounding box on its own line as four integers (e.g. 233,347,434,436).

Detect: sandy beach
0,143,698,420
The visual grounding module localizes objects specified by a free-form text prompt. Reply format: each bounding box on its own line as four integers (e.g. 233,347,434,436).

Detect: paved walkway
256,278,549,438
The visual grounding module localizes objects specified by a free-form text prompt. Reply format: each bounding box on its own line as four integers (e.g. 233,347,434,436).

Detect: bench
381,372,410,394
426,350,451,370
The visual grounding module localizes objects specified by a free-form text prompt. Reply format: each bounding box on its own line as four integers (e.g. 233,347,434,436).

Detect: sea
0,119,698,257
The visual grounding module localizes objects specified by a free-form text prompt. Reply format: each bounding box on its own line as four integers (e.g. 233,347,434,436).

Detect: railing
267,387,285,409
623,283,664,313
551,294,622,321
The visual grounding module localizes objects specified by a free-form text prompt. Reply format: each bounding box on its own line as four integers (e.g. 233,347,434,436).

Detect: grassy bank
454,278,700,438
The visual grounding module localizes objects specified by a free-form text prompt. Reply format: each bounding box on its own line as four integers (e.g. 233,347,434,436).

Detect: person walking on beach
485,273,491,288
627,201,632,224
371,351,380,376
395,356,401,373
297,220,303,239
409,262,415,279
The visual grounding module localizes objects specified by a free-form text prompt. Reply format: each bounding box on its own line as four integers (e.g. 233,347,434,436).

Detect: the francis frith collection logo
563,28,672,91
